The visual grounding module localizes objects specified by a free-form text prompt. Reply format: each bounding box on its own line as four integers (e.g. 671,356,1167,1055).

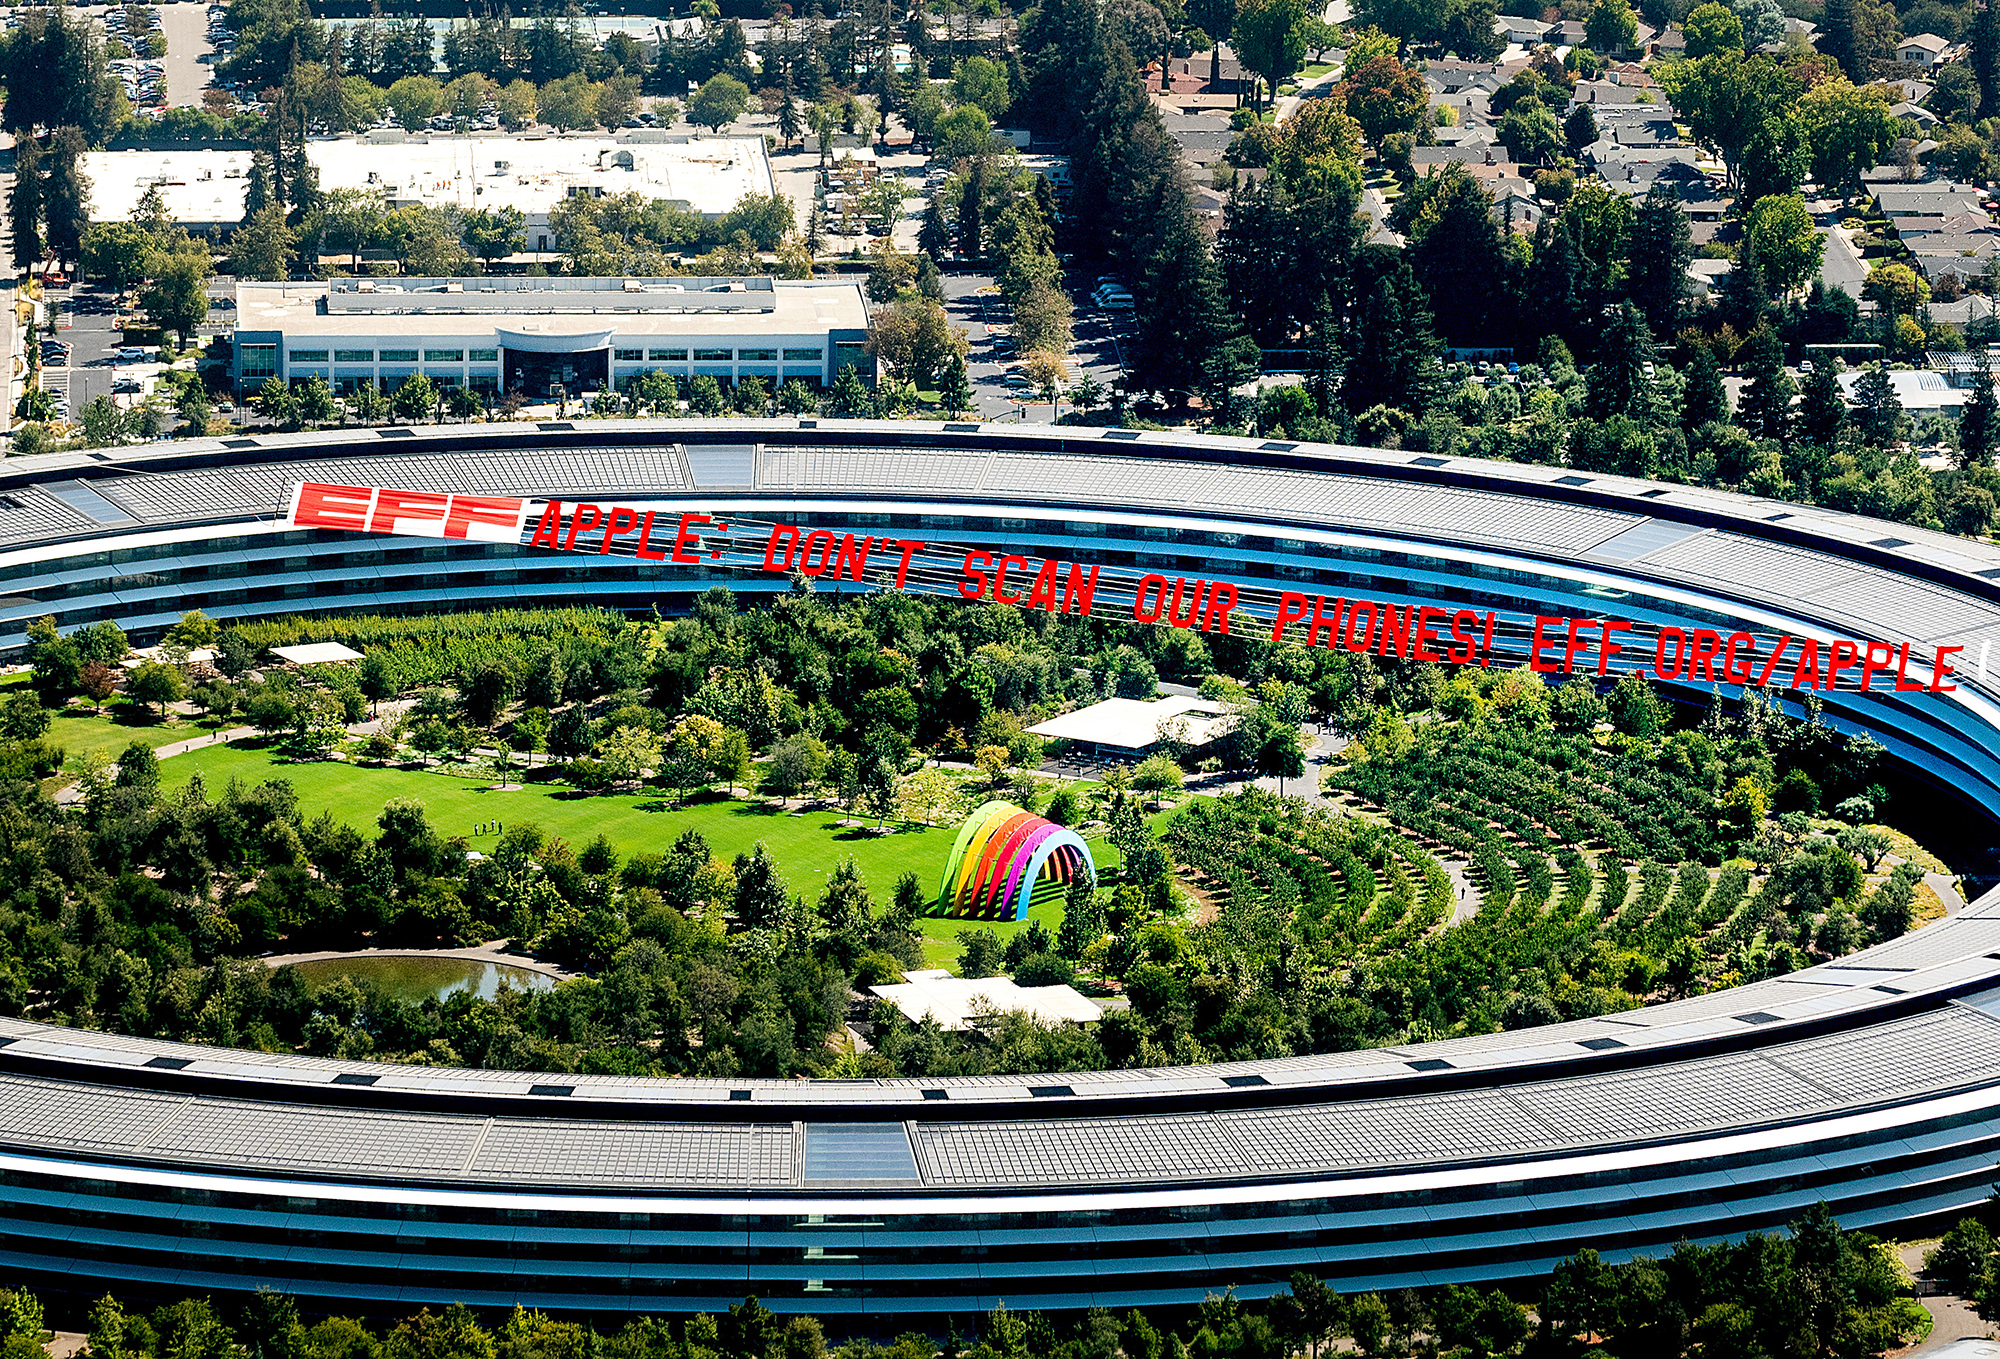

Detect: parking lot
943,271,1129,422
34,280,233,422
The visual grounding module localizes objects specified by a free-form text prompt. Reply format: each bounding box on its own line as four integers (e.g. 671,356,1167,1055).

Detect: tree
951,56,1011,116
1233,0,1310,112
1391,164,1513,347
764,734,826,807
1684,1,1744,55
1743,193,1824,298
128,660,186,717
81,220,155,291
595,75,640,131
1498,96,1562,165
175,382,212,438
1852,361,1908,447
1822,0,1901,81
1133,753,1183,808
535,73,599,131
688,74,751,131
295,375,339,427
142,250,212,348
78,395,126,448
495,79,538,129
1799,77,1897,196
1564,104,1600,156
1626,184,1691,337
38,128,91,266
9,135,41,272
1736,323,1795,442
391,374,439,423
829,364,872,416
1130,189,1241,403
1657,53,1788,187
1585,0,1638,51
935,105,995,160
1799,358,1847,447
1862,260,1928,317
1961,351,1999,469
347,380,388,424
231,205,294,281
938,355,972,416
732,842,788,928
1975,0,2000,123
707,727,753,797
918,200,951,262
400,207,469,276
253,376,299,430
385,75,444,131
1586,304,1658,422
1339,54,1427,143
462,207,526,265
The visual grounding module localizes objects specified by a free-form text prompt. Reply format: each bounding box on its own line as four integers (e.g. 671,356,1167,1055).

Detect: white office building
82,131,776,239
231,275,872,398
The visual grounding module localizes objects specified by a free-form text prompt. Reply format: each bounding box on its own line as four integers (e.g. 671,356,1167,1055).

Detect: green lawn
49,705,222,763
159,740,1111,972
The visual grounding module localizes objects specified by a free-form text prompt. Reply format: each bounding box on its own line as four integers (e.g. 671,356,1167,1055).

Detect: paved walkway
1928,870,1969,915
1894,1243,1994,1356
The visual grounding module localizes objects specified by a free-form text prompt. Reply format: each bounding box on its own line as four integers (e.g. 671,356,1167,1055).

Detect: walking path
1893,1243,1993,1357
1928,870,1968,915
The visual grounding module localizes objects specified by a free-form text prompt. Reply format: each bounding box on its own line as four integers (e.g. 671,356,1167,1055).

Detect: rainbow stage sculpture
932,800,1098,921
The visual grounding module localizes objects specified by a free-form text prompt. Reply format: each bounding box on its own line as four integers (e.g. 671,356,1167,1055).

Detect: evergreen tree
1975,0,2000,121
1823,0,1902,82
1585,303,1658,424
918,198,951,261
1626,184,1692,338
956,159,985,260
1960,349,1999,469
937,353,972,417
1129,186,1239,403
1852,361,1908,447
1799,358,1848,447
41,126,90,262
1218,176,1298,349
1342,253,1440,416
1736,323,1794,443
777,84,803,148
1389,164,1515,346
1055,877,1104,958
1304,292,1341,419
1682,344,1728,428
9,135,41,272
1525,213,1588,356
1563,103,1599,155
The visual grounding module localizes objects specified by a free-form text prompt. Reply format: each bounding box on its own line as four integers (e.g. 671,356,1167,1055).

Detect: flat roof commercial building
1027,694,1235,754
82,131,776,241
231,275,872,397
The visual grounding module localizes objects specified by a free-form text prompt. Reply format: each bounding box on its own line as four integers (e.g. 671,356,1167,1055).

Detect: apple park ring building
10,419,2000,1319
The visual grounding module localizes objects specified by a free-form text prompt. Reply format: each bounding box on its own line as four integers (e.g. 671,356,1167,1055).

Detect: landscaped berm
933,800,1096,921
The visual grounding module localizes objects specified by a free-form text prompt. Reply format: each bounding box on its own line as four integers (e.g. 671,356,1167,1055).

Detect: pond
285,956,558,1005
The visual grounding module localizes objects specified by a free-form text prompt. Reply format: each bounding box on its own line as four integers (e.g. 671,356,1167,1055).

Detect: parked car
113,347,148,361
